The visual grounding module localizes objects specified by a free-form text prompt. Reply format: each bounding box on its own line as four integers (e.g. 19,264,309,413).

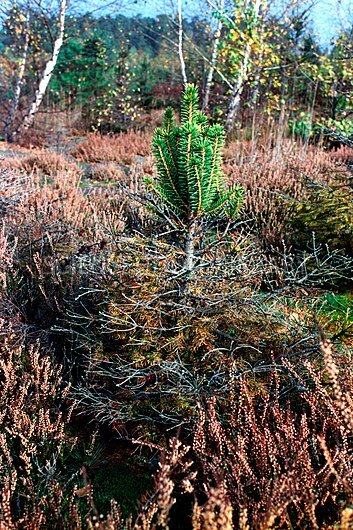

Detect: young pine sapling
145,83,244,274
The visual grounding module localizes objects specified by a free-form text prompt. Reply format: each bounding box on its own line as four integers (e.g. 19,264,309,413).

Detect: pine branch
146,83,244,225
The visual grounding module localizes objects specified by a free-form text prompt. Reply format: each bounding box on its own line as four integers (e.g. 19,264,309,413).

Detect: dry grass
88,162,127,181
223,140,349,249
1,131,353,528
0,169,125,332
13,129,46,149
71,130,153,165
191,340,353,529
329,145,353,165
0,150,82,177
0,334,75,527
1,336,353,528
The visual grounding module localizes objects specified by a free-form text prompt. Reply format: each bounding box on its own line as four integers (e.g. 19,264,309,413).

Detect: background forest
1,0,352,137
1,0,353,529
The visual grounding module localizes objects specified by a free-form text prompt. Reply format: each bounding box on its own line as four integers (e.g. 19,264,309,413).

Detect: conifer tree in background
146,83,244,273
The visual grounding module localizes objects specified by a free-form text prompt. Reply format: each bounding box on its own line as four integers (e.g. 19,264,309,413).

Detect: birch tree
224,0,263,132
177,0,188,84
202,0,225,111
11,0,68,139
3,8,30,142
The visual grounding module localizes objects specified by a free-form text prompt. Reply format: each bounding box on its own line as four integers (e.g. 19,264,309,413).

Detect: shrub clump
293,178,353,254
0,150,83,176
71,130,152,165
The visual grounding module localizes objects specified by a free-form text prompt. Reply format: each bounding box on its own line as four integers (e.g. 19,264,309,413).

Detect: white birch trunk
202,0,224,111
14,0,67,137
225,0,262,133
178,0,187,85
4,10,30,142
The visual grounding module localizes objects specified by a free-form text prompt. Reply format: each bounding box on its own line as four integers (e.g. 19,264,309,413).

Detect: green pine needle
145,83,244,224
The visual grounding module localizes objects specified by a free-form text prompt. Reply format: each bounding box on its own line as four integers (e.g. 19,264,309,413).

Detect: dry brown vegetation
224,140,350,249
0,150,83,177
1,0,353,524
88,162,126,182
1,335,353,529
1,128,353,529
71,131,153,165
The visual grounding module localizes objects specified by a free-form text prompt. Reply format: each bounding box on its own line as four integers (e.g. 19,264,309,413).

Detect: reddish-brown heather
0,170,125,331
223,140,350,248
0,130,352,528
0,151,82,177
88,162,127,182
71,131,153,165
